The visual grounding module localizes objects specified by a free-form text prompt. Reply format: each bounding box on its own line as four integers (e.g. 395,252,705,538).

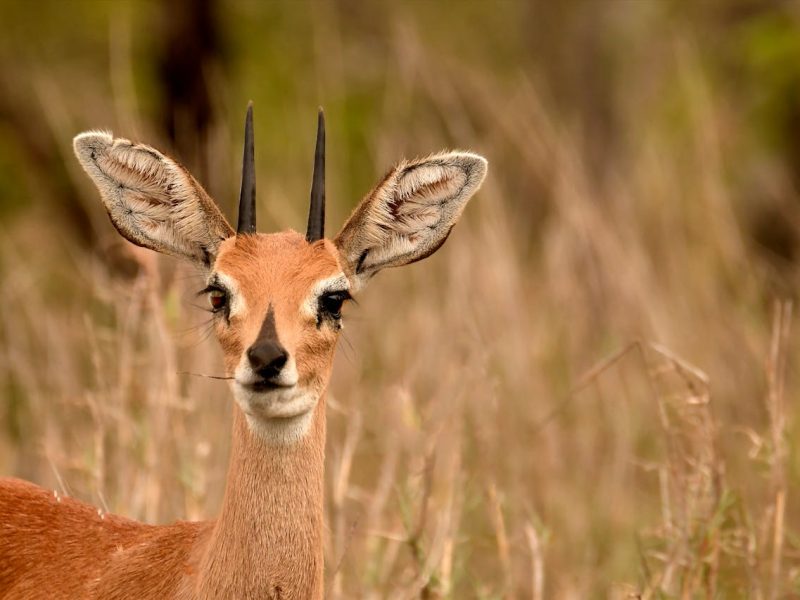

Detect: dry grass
2,2,800,598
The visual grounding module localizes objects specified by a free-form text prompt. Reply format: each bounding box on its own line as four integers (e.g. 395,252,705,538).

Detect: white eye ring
208,271,246,319
301,274,350,320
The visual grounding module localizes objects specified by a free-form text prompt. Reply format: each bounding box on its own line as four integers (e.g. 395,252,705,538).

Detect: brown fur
0,131,487,599
0,478,207,599
214,233,343,389
0,408,325,599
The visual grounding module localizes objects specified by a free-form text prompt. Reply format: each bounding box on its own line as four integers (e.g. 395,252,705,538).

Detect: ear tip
456,150,488,167
450,151,488,184
73,130,114,161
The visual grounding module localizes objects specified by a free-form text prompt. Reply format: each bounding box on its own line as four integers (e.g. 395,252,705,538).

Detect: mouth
245,379,291,393
232,380,317,421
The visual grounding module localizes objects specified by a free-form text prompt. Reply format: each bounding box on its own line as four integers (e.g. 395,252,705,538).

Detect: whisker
177,371,234,380
339,331,357,365
174,317,216,346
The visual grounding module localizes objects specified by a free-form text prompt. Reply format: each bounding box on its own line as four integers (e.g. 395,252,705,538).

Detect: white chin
232,383,318,443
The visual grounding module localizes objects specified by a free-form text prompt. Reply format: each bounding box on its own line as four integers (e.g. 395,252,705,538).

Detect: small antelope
0,105,487,599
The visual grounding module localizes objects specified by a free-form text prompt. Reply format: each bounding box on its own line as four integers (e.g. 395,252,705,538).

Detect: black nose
247,340,288,381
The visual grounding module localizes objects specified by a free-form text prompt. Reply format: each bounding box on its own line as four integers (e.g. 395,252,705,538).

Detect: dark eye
208,288,228,312
318,290,351,321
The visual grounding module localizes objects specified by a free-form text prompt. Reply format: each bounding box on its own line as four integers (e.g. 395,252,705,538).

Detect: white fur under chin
232,382,317,445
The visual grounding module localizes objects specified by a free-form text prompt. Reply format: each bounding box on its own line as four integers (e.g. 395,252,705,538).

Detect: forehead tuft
213,231,342,292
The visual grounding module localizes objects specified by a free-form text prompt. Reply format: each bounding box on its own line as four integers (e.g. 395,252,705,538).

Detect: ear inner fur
73,131,234,266
334,151,487,290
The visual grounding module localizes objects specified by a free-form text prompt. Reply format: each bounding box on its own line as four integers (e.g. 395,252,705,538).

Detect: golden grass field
1,1,799,597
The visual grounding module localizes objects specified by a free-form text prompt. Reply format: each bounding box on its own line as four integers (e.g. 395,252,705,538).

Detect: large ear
334,151,487,291
73,131,234,268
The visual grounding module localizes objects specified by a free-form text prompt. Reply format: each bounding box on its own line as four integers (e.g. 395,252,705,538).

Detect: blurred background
1,1,799,597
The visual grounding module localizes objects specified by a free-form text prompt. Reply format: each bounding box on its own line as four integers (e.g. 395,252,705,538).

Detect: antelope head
73,106,487,444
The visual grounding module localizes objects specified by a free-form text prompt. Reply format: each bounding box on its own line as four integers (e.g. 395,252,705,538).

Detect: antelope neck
196,399,326,598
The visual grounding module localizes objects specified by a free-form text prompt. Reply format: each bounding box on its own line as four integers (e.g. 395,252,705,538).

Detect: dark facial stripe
256,303,281,345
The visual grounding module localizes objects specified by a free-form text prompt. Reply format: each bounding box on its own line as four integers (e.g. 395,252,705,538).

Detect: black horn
236,103,256,234
306,108,325,242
